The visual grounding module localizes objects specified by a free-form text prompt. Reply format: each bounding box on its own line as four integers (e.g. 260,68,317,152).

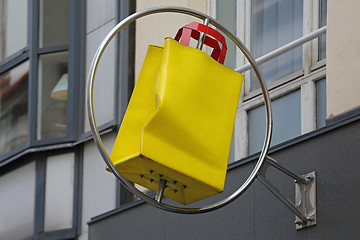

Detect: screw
306,176,313,181
307,217,315,222
295,220,306,225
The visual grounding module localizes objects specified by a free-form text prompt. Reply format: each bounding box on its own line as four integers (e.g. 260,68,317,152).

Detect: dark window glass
0,0,28,61
251,0,303,90
0,61,29,154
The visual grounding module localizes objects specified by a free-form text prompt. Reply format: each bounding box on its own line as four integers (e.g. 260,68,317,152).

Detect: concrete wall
326,0,360,118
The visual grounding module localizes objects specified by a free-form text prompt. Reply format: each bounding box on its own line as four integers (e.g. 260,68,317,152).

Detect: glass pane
248,90,301,155
318,0,327,60
37,52,68,140
0,161,36,240
216,0,237,69
0,61,29,154
39,0,69,48
251,0,303,90
44,152,74,231
316,78,326,128
0,0,28,61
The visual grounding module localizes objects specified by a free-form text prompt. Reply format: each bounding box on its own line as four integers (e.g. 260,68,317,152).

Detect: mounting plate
295,171,316,230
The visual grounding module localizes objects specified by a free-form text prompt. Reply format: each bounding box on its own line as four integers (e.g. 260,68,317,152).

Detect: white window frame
231,0,326,160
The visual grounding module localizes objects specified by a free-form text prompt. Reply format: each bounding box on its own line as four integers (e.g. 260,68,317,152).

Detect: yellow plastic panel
110,45,163,162
111,38,243,204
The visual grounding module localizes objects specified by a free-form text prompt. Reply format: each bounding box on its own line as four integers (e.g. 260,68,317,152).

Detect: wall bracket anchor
257,155,316,230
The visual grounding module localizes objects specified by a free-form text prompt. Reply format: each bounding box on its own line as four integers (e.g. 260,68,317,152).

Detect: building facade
1,0,360,240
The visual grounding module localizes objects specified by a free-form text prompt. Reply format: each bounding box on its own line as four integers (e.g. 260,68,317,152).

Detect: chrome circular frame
87,6,273,214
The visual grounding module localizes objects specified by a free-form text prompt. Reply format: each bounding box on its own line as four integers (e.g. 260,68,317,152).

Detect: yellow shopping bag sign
110,22,244,204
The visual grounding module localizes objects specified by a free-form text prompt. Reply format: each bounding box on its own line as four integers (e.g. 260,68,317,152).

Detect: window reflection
0,61,29,154
318,0,327,60
0,0,28,61
316,78,326,128
0,161,36,239
39,0,69,48
37,52,68,140
248,90,301,155
251,0,303,90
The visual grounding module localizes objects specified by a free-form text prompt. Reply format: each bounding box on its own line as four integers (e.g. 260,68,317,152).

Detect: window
35,0,73,144
44,152,75,231
37,51,68,140
318,0,327,60
250,0,303,90
0,161,36,240
39,0,69,48
0,149,82,239
216,0,327,159
316,78,326,128
248,90,301,155
0,61,29,155
0,0,83,160
0,0,28,61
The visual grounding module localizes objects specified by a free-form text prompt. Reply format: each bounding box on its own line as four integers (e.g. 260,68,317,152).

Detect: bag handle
174,22,227,64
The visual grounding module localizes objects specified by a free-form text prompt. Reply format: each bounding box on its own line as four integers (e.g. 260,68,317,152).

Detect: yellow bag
110,23,244,204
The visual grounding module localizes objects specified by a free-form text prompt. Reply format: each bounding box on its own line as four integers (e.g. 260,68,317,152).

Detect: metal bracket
295,171,316,229
257,156,316,229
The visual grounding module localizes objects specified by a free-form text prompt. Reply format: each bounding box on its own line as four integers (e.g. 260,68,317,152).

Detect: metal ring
87,6,273,214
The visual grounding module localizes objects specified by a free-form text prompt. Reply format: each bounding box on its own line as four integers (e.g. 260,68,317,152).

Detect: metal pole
235,26,327,73
257,174,308,223
155,179,167,203
196,18,210,50
265,156,311,185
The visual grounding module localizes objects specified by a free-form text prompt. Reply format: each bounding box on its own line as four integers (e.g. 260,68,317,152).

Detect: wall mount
258,156,316,229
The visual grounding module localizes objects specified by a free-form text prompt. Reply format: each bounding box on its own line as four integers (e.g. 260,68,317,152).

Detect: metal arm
196,18,210,50
257,156,317,229
235,26,327,73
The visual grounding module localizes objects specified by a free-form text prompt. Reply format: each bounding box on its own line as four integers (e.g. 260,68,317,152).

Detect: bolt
307,217,315,222
306,176,313,181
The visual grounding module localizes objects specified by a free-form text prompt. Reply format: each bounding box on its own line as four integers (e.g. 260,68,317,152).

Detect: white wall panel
44,152,75,232
0,162,36,240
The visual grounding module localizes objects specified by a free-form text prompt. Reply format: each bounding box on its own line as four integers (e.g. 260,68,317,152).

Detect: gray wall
88,119,360,240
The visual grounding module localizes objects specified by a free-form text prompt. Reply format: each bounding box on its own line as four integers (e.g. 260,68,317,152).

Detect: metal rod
235,26,327,73
155,179,167,203
266,156,310,185
257,174,308,223
196,18,210,50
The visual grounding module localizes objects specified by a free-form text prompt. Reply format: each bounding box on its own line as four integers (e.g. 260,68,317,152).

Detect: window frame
0,147,82,240
0,0,85,163
232,0,327,159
